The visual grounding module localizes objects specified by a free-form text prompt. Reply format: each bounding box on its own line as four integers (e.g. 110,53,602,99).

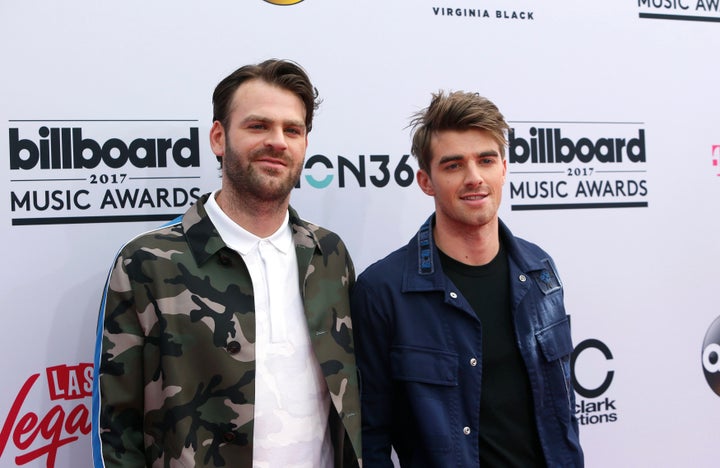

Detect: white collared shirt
205,191,332,468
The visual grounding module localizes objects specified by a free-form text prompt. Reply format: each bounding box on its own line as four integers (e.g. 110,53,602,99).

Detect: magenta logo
702,316,720,396
713,145,720,176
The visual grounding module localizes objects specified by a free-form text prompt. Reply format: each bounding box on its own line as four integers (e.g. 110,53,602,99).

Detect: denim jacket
351,215,583,467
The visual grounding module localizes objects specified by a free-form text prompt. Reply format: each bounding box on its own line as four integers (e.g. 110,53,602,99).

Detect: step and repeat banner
1,0,719,466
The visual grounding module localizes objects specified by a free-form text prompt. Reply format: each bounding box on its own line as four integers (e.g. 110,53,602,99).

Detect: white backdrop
2,0,719,467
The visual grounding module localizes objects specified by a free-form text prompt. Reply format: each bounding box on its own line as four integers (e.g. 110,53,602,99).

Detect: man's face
210,79,308,202
417,128,506,231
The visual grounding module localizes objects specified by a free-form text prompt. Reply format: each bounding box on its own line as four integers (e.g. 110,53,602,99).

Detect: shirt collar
204,189,292,256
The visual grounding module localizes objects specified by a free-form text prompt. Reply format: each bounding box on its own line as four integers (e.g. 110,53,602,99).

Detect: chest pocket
390,345,458,386
535,316,573,361
534,316,575,415
389,345,457,454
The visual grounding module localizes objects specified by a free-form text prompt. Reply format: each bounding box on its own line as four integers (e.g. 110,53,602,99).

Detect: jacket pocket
390,345,458,386
535,316,574,414
390,346,458,453
536,316,573,362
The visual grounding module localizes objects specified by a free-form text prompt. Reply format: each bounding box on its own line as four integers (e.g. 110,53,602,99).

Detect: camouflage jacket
91,193,361,467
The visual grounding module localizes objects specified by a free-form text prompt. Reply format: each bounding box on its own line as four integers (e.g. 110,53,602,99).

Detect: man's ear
416,169,435,196
209,121,225,158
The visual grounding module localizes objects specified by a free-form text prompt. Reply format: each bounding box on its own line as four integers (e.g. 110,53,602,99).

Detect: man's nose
265,127,289,151
465,163,484,186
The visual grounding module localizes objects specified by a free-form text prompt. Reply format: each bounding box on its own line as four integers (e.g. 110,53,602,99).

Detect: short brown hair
213,59,319,124
409,91,508,173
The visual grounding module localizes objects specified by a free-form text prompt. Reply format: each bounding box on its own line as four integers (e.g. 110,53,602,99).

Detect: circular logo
571,338,614,399
264,0,304,5
702,315,720,396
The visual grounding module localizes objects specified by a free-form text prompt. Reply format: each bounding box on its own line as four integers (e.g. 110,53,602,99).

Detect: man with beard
92,59,361,468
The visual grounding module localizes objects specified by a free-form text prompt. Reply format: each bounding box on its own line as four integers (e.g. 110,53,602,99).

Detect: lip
255,157,288,167
460,193,489,201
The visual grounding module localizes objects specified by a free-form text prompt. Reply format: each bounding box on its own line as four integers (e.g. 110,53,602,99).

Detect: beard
223,141,302,203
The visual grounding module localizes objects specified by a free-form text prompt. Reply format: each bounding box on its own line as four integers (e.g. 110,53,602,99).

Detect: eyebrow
437,154,463,165
437,150,499,165
242,114,305,129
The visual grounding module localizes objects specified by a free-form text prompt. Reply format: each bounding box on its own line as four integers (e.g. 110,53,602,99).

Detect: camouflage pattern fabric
92,193,361,467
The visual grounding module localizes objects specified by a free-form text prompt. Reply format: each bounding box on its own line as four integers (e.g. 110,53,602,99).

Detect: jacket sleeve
350,275,395,468
92,253,147,467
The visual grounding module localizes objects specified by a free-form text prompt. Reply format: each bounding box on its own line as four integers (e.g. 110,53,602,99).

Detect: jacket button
463,426,471,435
450,291,458,299
223,432,236,442
519,274,527,282
469,358,478,367
226,341,241,354
218,254,232,266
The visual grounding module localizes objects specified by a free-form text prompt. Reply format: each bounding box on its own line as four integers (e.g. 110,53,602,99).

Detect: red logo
713,145,720,176
0,363,93,466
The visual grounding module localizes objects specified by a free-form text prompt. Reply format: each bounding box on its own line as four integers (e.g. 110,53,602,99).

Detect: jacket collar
182,192,321,266
402,213,546,292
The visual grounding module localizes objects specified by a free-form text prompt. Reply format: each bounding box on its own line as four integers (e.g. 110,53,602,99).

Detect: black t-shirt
439,244,547,467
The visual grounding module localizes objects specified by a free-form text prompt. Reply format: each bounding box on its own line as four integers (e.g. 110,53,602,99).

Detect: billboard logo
7,120,204,226
712,145,720,176
702,315,720,396
571,339,619,425
9,127,199,170
507,121,649,211
509,128,646,165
